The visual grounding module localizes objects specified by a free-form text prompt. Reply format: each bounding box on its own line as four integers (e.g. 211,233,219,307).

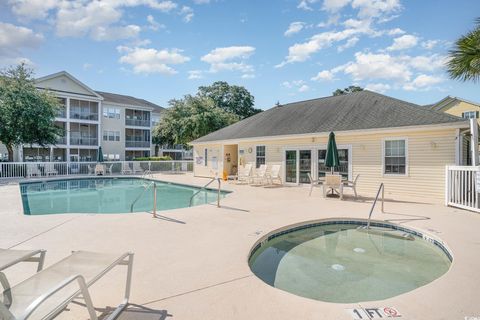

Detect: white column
66,98,71,162
470,119,479,166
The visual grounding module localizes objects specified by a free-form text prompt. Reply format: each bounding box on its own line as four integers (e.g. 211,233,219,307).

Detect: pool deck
1,173,480,320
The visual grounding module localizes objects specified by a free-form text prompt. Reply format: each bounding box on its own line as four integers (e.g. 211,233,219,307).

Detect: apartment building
0,71,181,162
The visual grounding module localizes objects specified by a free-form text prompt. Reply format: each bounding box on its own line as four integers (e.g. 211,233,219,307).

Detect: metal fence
0,160,193,179
445,165,480,213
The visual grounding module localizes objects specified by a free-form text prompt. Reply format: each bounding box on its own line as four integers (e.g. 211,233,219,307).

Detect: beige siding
194,128,459,201
440,100,480,126
193,144,222,177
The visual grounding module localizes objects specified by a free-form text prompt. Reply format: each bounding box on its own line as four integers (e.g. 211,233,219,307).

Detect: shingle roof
96,91,164,111
192,90,467,143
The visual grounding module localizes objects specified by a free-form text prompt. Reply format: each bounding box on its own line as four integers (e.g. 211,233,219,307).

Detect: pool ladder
189,177,222,208
130,181,157,218
366,183,384,229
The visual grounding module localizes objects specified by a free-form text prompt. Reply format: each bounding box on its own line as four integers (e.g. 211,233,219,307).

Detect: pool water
20,178,226,215
249,222,451,303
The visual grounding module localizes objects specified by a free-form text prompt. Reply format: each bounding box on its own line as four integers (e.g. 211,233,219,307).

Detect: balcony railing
160,144,184,150
55,136,67,145
70,137,98,146
125,141,150,148
70,111,99,121
125,118,150,127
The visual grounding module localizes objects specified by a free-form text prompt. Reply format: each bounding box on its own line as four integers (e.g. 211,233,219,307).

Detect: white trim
254,145,266,169
35,71,103,100
382,137,409,177
104,101,155,112
190,122,468,145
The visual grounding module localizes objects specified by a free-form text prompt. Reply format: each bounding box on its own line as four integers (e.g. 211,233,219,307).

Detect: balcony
56,108,67,118
70,110,99,121
125,140,150,148
70,137,98,146
55,136,67,145
125,118,150,127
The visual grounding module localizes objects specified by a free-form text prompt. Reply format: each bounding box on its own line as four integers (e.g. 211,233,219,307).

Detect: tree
447,18,480,83
0,64,62,161
332,85,364,96
153,95,239,147
197,81,261,119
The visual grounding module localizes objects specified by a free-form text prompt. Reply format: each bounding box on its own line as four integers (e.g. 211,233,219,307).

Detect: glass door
285,150,297,183
318,148,350,180
299,150,312,183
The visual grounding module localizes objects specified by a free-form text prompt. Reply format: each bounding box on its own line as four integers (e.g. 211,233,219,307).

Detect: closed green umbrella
97,146,104,163
325,132,339,174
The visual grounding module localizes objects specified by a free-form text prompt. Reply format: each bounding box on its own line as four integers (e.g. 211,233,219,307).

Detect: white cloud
0,22,44,61
351,0,401,19
193,0,210,3
298,0,318,11
317,14,340,27
322,0,351,12
387,28,405,35
201,46,255,75
386,34,418,51
180,6,194,23
421,40,439,50
83,63,92,70
284,22,305,37
117,46,190,75
283,80,309,92
188,70,203,79
365,83,390,93
298,84,310,92
147,15,165,31
311,70,335,81
338,36,359,51
404,74,443,91
8,0,59,20
241,73,255,79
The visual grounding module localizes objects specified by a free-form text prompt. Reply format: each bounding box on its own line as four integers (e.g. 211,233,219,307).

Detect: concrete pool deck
1,173,479,320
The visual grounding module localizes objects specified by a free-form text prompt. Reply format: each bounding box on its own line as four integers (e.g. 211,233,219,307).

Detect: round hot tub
248,219,452,303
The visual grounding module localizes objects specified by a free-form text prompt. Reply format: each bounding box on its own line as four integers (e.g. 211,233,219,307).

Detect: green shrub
133,156,173,161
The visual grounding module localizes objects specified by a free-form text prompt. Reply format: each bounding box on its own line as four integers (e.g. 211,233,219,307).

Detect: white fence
445,165,480,213
0,161,193,180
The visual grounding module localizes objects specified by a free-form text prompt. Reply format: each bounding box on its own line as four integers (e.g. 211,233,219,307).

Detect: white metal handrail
130,181,157,215
189,177,222,208
366,183,385,229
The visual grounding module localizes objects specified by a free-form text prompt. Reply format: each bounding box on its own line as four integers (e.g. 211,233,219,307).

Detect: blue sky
0,0,479,109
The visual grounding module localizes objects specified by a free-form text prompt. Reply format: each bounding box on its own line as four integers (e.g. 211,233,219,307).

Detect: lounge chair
308,173,323,196
251,164,267,186
106,163,114,175
265,164,282,186
26,165,41,178
133,162,145,174
122,162,133,175
323,174,343,200
343,174,360,199
0,249,46,273
236,163,253,184
44,164,58,176
87,165,95,175
0,251,133,320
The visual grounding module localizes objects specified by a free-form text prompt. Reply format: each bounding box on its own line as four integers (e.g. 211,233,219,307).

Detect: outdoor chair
0,249,46,274
133,162,145,174
87,165,95,175
265,164,282,186
106,163,115,175
44,164,58,176
308,173,323,196
122,162,133,175
0,251,134,320
26,165,41,178
251,164,267,186
323,174,343,200
236,163,253,184
343,174,360,199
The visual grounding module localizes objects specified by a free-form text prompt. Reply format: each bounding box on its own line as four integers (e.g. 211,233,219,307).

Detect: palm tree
447,18,480,82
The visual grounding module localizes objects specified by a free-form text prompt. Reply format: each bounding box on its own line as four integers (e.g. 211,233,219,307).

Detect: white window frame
462,111,479,119
255,145,266,169
382,137,408,177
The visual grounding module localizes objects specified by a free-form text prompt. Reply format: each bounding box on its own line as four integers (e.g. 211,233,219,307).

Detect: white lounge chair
308,173,323,196
0,249,46,273
343,174,360,199
323,174,343,200
251,164,267,185
87,165,95,175
0,251,133,320
26,165,41,178
44,164,58,176
133,162,145,174
122,162,133,175
236,163,253,184
265,164,282,186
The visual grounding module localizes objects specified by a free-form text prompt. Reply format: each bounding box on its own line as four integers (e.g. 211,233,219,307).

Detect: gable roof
192,90,467,144
428,96,480,112
96,91,164,111
35,71,103,99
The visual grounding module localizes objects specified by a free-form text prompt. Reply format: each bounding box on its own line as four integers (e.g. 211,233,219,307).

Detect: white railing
0,160,193,180
445,165,480,213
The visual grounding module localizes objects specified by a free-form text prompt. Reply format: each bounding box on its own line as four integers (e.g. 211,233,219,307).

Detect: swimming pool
249,219,452,303
20,177,227,215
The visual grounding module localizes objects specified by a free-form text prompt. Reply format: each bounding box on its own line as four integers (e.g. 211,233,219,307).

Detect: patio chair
26,165,41,178
251,164,267,186
308,173,323,196
343,174,360,199
106,163,114,175
133,162,145,174
265,164,282,186
44,164,58,176
87,165,95,175
323,174,343,200
0,249,46,273
236,163,253,184
122,162,133,175
0,251,134,320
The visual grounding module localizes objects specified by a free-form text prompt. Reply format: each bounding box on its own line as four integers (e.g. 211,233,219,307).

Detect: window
384,139,407,175
204,148,208,166
103,107,121,119
103,131,120,141
256,146,266,168
462,111,479,119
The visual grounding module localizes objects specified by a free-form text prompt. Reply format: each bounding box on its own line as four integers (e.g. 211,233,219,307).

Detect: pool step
356,226,415,241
